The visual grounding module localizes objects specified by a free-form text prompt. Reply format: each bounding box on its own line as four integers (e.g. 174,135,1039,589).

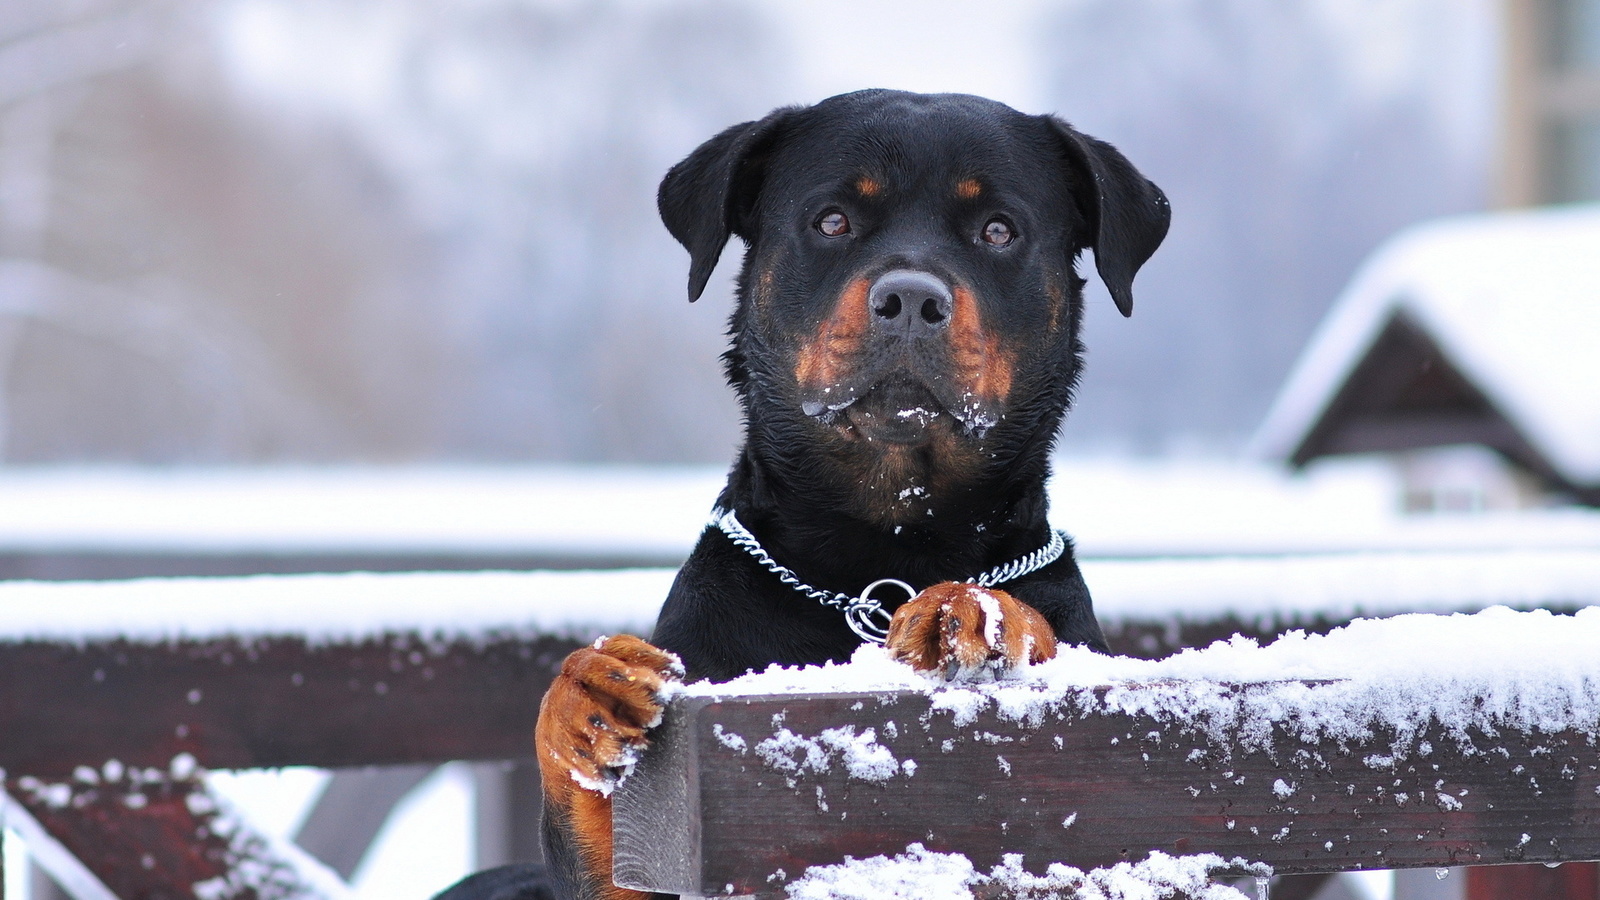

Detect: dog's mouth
801,375,997,444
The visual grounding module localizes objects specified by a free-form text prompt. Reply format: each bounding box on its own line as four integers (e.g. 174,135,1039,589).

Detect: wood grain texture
9,767,315,900
0,634,579,777
613,689,1600,898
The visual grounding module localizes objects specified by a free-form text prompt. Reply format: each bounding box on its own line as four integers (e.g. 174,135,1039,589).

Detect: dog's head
660,90,1168,525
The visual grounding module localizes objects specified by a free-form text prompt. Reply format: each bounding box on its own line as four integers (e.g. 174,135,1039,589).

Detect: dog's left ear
1047,119,1170,317
658,108,796,302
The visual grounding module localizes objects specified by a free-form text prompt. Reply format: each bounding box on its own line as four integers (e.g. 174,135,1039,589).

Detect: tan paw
536,634,685,798
885,582,1057,681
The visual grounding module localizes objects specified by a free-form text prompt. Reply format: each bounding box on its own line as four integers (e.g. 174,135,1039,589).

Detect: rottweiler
441,89,1168,900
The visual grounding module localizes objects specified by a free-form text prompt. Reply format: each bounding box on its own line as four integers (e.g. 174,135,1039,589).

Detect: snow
690,606,1600,759
1051,457,1600,558
1,548,1595,645
784,844,1264,900
974,589,1004,649
1252,205,1600,485
206,765,476,900
0,569,671,645
1083,548,1600,623
0,466,720,558
345,765,475,900
1,461,1599,565
753,726,903,784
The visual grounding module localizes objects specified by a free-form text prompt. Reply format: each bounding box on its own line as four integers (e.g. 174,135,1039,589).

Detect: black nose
868,270,952,332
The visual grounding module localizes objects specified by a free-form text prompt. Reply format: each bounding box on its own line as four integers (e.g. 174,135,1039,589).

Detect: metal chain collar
709,507,1067,645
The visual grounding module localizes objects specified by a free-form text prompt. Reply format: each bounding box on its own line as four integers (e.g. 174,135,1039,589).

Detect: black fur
452,90,1168,900
653,90,1166,681
433,863,555,900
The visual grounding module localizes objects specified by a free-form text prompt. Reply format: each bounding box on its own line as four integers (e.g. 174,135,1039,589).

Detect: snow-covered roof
1252,205,1600,484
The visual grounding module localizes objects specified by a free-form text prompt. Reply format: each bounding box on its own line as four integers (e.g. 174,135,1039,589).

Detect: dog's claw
885,583,1057,682
537,634,685,798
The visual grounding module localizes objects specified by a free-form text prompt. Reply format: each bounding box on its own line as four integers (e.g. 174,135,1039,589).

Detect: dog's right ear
658,108,795,302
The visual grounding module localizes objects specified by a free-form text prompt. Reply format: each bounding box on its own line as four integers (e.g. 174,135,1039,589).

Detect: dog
442,89,1167,900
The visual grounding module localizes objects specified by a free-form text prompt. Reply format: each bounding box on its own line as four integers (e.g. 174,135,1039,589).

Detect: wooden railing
610,606,1600,900
0,630,583,899
1,568,1595,900
614,687,1600,899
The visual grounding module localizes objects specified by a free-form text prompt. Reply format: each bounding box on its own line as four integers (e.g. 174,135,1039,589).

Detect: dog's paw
536,634,685,797
885,582,1057,681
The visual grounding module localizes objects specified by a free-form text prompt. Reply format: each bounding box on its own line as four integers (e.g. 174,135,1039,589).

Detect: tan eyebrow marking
856,176,882,197
955,178,983,199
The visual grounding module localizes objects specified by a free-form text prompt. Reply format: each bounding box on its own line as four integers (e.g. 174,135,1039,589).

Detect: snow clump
784,844,1263,900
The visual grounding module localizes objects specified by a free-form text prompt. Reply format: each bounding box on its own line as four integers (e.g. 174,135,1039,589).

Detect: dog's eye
817,211,851,237
981,218,1015,246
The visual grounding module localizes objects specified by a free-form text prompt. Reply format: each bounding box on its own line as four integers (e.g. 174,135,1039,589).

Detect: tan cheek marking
755,267,776,313
795,277,872,390
1045,277,1064,333
949,285,1014,403
955,178,983,199
856,176,882,197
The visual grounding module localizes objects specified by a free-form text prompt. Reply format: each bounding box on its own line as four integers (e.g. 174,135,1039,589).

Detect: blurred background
0,0,1532,465
5,1,1600,899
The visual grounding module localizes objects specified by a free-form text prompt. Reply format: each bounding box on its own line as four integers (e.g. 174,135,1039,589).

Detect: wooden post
613,689,1600,898
473,760,545,869
293,765,437,878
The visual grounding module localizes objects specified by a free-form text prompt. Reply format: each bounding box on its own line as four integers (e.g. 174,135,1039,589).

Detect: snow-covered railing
613,608,1600,899
5,567,1600,899
0,570,667,900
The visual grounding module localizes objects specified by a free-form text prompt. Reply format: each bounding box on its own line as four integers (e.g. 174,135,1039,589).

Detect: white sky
768,0,1060,112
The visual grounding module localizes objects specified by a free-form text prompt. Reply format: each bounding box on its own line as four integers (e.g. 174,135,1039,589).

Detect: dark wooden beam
613,690,1600,898
0,550,682,581
0,634,579,777
6,765,330,900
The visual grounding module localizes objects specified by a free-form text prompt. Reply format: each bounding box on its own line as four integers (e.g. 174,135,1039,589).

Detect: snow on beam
612,607,1600,898
0,569,669,645
0,569,670,776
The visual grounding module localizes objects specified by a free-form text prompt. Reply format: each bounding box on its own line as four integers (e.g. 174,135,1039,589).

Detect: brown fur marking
1045,276,1065,333
955,178,983,199
885,582,1057,677
856,176,882,197
949,285,1014,405
755,267,776,310
794,277,871,391
535,635,682,900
